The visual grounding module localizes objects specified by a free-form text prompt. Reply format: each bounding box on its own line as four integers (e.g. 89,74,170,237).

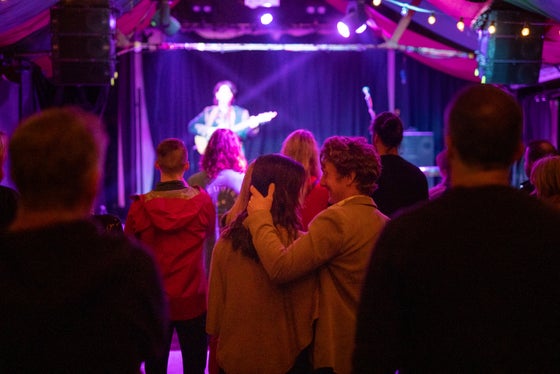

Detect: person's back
125,138,215,374
1,221,166,373
0,107,167,373
370,112,428,216
207,154,317,374
126,183,214,319
187,128,246,273
358,186,560,372
373,154,428,215
354,84,560,373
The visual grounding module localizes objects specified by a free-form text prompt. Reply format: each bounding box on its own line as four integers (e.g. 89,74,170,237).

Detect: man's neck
10,207,90,231
450,164,511,188
374,139,399,156
160,175,186,183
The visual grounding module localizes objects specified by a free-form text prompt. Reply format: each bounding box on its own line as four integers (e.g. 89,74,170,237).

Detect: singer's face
215,85,234,105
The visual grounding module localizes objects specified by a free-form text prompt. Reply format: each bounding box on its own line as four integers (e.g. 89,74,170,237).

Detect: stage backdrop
110,45,471,215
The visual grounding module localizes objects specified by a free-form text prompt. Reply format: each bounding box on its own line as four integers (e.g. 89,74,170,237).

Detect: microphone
362,86,370,98
362,86,375,126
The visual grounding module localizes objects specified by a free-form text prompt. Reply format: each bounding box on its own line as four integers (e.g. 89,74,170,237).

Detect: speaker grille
50,6,116,85
476,9,545,85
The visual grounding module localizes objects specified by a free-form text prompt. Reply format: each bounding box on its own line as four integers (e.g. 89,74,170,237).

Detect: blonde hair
280,129,321,180
531,156,560,202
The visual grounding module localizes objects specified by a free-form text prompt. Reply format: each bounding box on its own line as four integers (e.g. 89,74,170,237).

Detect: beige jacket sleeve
244,208,344,284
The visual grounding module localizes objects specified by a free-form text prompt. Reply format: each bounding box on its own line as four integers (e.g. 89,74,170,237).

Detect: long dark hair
221,154,306,262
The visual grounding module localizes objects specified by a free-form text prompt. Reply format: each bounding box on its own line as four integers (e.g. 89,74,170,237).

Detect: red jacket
125,183,215,320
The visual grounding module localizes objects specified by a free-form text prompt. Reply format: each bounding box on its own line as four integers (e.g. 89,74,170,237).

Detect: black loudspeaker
400,131,434,167
477,9,545,85
50,5,116,85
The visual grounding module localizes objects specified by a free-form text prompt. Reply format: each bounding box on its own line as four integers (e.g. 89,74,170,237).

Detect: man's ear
512,141,525,163
184,161,190,171
444,135,457,164
155,161,161,171
345,171,357,186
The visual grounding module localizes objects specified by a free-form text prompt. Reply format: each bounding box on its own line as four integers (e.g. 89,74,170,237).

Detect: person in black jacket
370,112,428,217
0,107,167,373
354,84,560,373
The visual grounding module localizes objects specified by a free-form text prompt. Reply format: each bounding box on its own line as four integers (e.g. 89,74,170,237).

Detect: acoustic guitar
194,110,277,155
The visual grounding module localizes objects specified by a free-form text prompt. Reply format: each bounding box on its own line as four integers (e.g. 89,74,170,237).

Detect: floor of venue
140,332,209,374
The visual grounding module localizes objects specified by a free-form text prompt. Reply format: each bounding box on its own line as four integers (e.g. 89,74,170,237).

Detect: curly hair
320,136,381,196
221,154,306,262
201,128,247,179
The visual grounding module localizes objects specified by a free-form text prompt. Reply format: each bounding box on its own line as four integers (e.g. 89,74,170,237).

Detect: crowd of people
1,83,560,374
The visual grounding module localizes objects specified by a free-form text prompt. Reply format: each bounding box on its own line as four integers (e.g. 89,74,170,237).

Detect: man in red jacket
125,138,215,374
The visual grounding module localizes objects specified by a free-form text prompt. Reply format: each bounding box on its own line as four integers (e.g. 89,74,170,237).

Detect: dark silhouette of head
445,84,523,170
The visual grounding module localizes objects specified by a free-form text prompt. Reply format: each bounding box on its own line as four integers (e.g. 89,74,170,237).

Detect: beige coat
207,229,318,374
245,195,389,374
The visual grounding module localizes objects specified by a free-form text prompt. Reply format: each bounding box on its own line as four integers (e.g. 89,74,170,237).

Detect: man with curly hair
246,136,389,374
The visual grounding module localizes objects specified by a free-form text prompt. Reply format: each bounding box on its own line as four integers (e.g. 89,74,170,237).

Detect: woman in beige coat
207,154,318,374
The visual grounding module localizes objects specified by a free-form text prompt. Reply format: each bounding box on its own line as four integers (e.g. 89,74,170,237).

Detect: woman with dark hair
207,154,317,374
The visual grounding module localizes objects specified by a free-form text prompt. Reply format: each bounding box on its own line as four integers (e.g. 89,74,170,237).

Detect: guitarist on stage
188,80,276,155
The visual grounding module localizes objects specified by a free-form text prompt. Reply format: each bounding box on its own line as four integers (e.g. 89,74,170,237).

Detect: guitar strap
206,106,236,129
205,106,219,127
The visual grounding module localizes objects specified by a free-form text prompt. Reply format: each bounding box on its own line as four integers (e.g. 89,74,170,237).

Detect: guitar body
193,111,277,155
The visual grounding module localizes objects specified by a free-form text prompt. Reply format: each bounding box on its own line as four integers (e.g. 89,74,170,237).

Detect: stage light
428,12,436,25
488,21,496,34
244,0,279,9
457,17,465,32
151,0,181,36
521,23,530,36
337,1,368,38
372,0,382,6
260,12,274,25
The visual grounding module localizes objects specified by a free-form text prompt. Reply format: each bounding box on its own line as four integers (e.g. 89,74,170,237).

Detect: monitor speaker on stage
50,3,116,85
400,131,434,167
475,4,545,85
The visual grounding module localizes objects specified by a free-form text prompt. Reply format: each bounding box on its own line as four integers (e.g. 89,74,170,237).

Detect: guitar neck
230,117,258,133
